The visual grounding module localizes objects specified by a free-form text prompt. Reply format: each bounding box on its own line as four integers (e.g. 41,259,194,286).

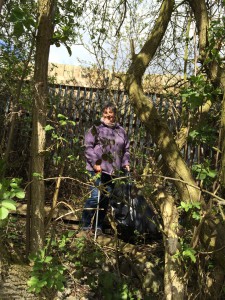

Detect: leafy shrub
27,248,66,294
0,177,25,220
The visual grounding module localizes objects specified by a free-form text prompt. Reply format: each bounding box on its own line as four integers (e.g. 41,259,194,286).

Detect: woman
81,102,130,235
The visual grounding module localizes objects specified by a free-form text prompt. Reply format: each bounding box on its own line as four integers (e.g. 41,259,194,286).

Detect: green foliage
44,111,87,193
188,125,217,146
181,74,222,110
73,237,104,269
181,244,196,263
45,113,77,166
192,159,217,186
0,1,36,126
207,17,225,63
0,178,25,220
27,231,82,294
98,271,139,300
32,172,43,179
52,0,85,53
8,5,37,38
72,237,139,299
178,201,201,221
174,241,197,264
27,247,66,294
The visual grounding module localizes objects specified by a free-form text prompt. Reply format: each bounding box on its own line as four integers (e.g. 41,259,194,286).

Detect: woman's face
102,108,115,123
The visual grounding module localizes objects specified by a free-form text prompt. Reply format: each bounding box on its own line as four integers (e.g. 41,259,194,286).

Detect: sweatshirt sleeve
122,130,130,167
84,126,99,167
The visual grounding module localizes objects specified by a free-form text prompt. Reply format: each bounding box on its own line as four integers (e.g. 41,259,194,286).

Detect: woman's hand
93,164,102,173
124,165,130,172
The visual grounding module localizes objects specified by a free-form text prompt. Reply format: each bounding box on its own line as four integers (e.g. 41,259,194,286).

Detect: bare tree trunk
220,90,225,189
158,190,185,300
29,0,55,254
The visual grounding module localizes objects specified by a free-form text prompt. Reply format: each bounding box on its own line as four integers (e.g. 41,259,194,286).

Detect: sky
49,44,94,66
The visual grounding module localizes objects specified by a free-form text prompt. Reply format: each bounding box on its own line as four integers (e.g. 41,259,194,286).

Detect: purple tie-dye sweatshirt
84,122,130,175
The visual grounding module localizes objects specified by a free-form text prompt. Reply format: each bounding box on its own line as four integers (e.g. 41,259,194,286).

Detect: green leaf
57,114,67,120
45,125,54,131
207,170,217,178
3,191,11,199
27,277,47,293
67,155,75,161
27,276,39,287
44,256,53,263
192,211,200,220
10,182,19,188
59,120,67,126
68,231,75,238
189,130,199,139
15,190,25,199
0,207,9,219
197,173,207,180
1,199,17,210
193,202,201,209
179,201,191,212
14,22,25,38
183,248,196,263
32,173,43,179
57,281,65,291
68,120,76,126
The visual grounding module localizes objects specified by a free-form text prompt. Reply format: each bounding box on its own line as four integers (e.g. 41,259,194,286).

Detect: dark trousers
81,171,114,230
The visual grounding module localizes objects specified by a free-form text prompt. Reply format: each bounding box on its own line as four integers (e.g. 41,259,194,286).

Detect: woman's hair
102,102,117,115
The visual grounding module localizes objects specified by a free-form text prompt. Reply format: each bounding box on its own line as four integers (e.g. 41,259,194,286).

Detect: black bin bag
110,175,162,242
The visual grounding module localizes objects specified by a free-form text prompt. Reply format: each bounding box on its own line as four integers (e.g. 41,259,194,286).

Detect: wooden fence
0,83,217,176
48,84,184,169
